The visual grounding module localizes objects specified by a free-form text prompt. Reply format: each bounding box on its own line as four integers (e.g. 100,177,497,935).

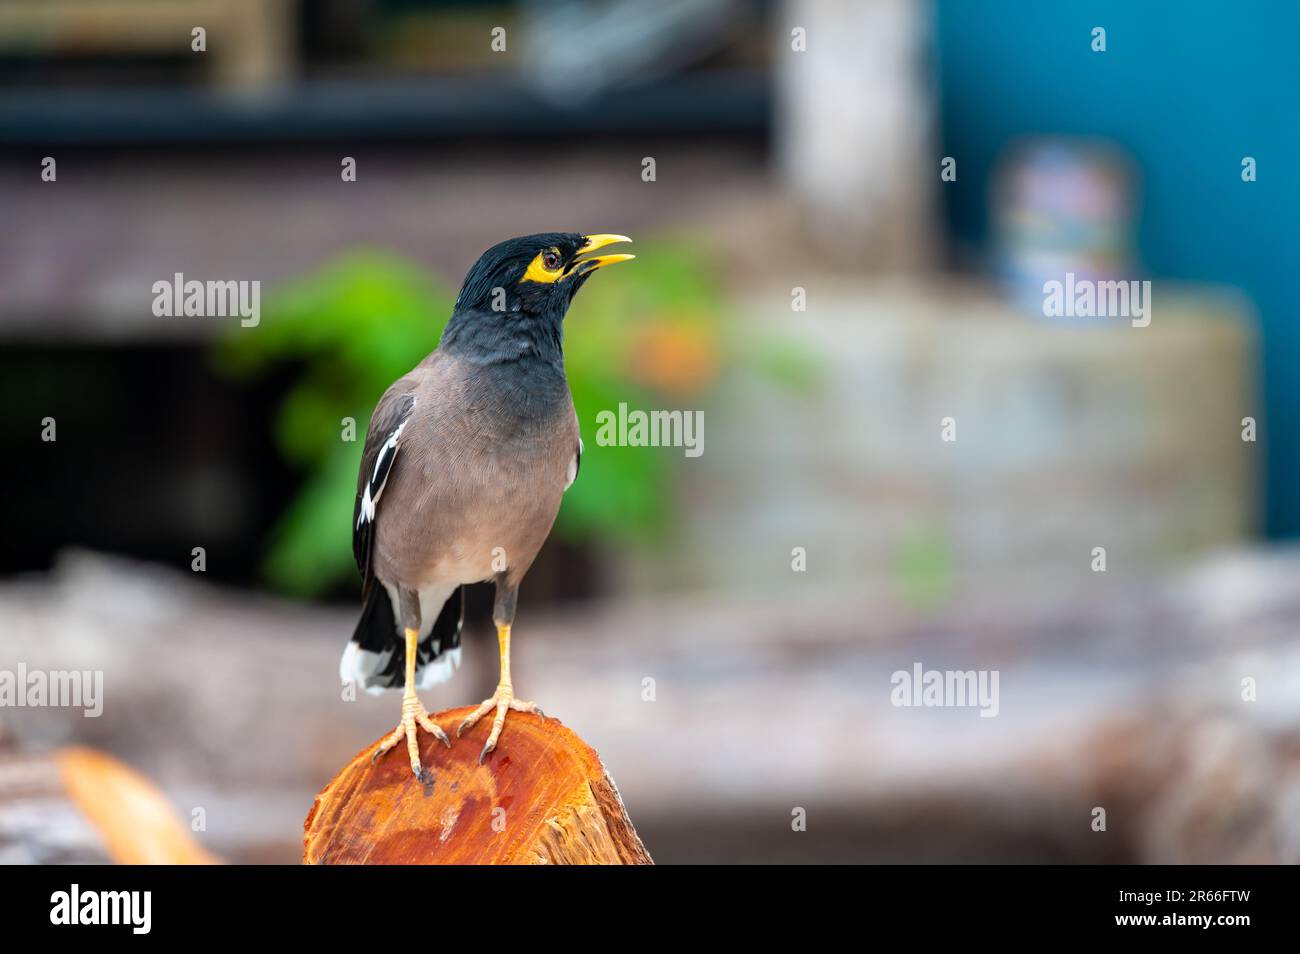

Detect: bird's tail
340,585,464,695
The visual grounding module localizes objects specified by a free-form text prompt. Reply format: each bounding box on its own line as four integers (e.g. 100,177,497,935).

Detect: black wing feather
352,391,416,592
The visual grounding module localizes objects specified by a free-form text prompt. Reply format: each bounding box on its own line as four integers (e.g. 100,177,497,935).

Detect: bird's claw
457,685,543,761
423,717,452,748
371,693,449,777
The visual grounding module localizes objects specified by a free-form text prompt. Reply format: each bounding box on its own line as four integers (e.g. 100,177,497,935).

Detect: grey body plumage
369,349,577,602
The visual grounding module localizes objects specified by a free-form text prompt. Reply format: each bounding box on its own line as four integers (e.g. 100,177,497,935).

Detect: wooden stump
304,706,652,865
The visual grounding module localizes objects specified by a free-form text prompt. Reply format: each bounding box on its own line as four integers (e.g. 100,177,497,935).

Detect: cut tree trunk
304,706,652,865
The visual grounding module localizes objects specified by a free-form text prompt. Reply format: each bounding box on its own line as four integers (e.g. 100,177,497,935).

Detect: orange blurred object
624,318,720,399
57,747,219,864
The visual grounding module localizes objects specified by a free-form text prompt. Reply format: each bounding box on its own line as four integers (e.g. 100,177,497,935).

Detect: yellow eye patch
521,249,564,285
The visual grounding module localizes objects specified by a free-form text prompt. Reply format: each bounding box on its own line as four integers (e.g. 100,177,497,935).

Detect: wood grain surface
304,706,652,865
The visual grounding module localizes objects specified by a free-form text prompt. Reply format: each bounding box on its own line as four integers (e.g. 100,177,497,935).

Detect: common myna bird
341,232,634,778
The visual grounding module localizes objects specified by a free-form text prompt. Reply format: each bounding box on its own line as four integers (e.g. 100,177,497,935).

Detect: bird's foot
371,692,451,780
456,684,543,763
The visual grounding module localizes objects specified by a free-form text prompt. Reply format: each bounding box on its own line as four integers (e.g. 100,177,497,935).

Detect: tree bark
304,707,652,865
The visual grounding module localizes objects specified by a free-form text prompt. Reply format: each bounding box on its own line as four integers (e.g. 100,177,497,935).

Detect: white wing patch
356,401,414,530
565,437,582,490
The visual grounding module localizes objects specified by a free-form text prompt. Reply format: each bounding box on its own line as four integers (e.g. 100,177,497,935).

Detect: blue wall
934,0,1299,535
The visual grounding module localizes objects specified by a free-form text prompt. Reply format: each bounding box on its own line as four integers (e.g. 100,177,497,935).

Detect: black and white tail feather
342,583,464,695
342,391,464,694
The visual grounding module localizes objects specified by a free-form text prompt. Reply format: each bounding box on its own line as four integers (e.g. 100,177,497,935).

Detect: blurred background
2,0,1299,863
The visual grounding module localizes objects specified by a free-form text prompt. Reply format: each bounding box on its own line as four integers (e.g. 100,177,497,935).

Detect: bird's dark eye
543,249,561,270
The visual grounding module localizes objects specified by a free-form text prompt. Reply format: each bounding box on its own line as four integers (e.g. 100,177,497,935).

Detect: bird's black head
441,232,633,367
453,232,634,316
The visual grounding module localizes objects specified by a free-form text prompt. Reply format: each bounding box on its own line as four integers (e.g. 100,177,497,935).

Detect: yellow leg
371,627,451,779
457,623,544,762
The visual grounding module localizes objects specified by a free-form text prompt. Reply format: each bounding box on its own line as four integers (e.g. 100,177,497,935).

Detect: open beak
570,234,635,276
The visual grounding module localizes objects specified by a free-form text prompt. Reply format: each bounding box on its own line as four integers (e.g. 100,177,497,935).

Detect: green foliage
215,241,730,597
895,524,956,609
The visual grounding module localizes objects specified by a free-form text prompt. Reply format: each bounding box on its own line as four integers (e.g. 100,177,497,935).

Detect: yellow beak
573,234,635,274
579,233,632,253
